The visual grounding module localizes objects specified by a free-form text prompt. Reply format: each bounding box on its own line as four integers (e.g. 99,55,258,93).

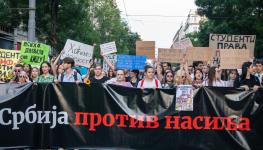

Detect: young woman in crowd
156,62,164,81
129,70,140,87
107,68,116,79
23,64,32,78
226,69,238,87
57,64,64,77
202,65,209,80
203,66,227,87
162,70,175,88
31,67,39,82
37,61,54,83
107,69,133,87
234,61,260,91
175,69,192,85
192,68,203,89
137,65,162,89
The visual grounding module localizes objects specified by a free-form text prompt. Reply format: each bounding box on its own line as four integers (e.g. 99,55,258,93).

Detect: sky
116,0,197,49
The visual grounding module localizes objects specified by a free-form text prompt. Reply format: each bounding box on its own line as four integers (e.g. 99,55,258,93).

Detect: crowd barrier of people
2,53,263,93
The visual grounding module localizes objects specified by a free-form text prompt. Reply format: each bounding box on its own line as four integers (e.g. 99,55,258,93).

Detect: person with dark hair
89,63,109,84
37,61,54,83
203,66,227,87
234,61,260,91
226,69,239,87
10,64,24,83
137,65,161,88
192,68,203,89
193,61,204,70
255,60,263,84
162,62,171,72
129,70,140,87
31,67,39,82
162,70,175,88
56,57,82,83
23,64,32,77
107,68,115,79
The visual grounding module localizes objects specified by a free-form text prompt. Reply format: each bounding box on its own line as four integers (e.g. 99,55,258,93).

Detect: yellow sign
0,49,20,81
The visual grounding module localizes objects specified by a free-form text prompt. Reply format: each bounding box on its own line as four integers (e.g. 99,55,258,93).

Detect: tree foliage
187,0,263,57
0,0,140,57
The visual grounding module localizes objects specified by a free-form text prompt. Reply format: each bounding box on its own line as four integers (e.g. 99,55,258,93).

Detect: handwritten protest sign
0,49,20,81
220,49,251,69
185,47,212,64
136,41,155,59
100,41,117,55
117,55,146,70
158,48,182,63
20,41,50,66
172,38,193,49
176,85,193,111
209,34,256,58
103,54,117,72
61,39,94,67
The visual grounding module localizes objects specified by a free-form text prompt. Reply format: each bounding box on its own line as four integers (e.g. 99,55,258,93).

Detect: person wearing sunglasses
10,64,23,83
17,71,31,84
175,69,192,85
162,70,175,88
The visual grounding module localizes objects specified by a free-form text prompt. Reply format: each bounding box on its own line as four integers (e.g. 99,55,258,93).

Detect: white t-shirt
202,80,227,87
137,79,162,88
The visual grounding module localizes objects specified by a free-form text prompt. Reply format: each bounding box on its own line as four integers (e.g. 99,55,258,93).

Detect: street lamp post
28,0,36,41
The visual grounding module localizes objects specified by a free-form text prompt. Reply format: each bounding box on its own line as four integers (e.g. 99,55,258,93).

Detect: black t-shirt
89,76,109,84
234,75,260,88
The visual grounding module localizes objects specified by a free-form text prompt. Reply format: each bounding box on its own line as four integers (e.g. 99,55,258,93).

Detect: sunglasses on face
19,75,26,78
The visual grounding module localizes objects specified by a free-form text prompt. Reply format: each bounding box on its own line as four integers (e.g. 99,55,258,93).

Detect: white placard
61,39,94,67
176,85,193,111
100,41,117,55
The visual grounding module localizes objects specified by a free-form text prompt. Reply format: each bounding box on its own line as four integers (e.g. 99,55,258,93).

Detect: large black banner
0,83,262,150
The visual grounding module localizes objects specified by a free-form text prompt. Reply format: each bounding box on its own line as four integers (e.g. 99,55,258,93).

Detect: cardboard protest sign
172,38,193,49
209,34,256,58
176,85,193,111
158,48,182,63
100,41,117,55
136,41,155,59
220,49,251,69
61,39,94,67
103,54,117,72
0,49,20,81
185,47,212,64
20,41,50,66
117,55,146,70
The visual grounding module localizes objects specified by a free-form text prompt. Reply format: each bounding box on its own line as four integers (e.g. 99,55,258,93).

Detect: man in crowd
255,60,263,85
57,57,82,83
89,63,109,84
162,62,171,72
9,64,24,83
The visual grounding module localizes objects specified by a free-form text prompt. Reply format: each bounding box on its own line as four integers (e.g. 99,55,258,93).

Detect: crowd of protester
2,53,263,92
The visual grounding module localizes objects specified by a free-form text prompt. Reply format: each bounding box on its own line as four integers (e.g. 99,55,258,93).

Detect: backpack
140,79,159,88
60,71,78,82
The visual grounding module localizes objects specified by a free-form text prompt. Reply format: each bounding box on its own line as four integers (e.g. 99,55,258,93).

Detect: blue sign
117,55,146,70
